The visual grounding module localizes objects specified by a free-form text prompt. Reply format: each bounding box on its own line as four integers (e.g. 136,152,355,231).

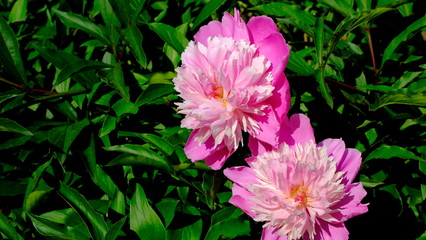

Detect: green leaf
27,212,89,240
9,0,27,23
0,180,26,196
120,24,148,68
55,61,112,87
319,0,354,16
48,118,90,153
0,16,28,85
105,144,174,173
365,144,424,163
135,84,175,107
130,184,166,240
0,211,23,240
314,69,334,108
148,22,189,54
107,63,130,101
109,0,147,26
371,93,426,110
204,218,250,240
57,182,108,240
326,7,394,63
99,115,117,138
97,0,121,27
314,16,325,67
112,99,138,116
191,0,227,30
53,9,110,45
251,3,316,25
0,117,33,136
287,50,314,75
156,198,180,227
33,44,98,88
138,133,175,156
381,15,426,68
105,216,127,240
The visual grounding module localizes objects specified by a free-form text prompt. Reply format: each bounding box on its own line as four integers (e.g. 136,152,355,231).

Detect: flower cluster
173,9,368,240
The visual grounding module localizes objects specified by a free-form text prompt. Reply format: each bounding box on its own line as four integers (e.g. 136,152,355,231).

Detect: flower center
290,186,308,207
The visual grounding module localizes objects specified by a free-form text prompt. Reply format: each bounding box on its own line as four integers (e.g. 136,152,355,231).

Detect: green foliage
0,0,424,239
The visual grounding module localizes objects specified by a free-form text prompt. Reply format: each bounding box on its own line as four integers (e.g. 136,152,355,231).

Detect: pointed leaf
130,184,166,240
57,182,108,240
0,17,27,85
53,9,110,45
0,117,32,136
105,217,127,240
120,24,147,68
135,84,175,107
148,23,189,54
9,0,27,23
365,144,424,163
0,211,23,240
191,0,227,30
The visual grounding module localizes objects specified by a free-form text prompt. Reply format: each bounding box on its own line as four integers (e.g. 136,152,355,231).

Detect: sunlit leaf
365,144,424,163
148,23,189,54
135,84,175,107
9,0,27,23
0,211,24,240
130,184,166,240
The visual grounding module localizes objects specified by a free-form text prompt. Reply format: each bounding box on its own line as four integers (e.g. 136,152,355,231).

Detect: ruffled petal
203,145,233,170
314,220,349,240
228,184,257,218
249,105,280,148
279,114,316,146
248,136,273,157
261,226,288,240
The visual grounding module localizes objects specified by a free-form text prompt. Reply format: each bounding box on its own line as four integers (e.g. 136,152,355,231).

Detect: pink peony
173,9,290,170
224,114,368,240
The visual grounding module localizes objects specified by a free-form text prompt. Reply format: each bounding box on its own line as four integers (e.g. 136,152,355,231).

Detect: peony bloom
224,114,368,240
173,9,290,170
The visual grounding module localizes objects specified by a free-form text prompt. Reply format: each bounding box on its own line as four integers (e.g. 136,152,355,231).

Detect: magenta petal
247,16,279,44
333,183,369,222
314,220,349,240
266,73,290,122
204,145,233,170
261,227,288,240
184,130,232,170
224,166,258,186
248,136,273,157
279,114,315,146
250,106,280,147
256,32,290,77
194,20,223,45
229,184,257,218
318,138,346,165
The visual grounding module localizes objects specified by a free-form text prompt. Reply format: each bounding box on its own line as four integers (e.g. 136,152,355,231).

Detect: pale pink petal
223,166,258,186
247,16,279,44
229,184,257,218
318,139,346,166
256,32,290,77
332,183,369,222
194,20,223,45
221,11,250,42
314,221,349,240
261,227,288,240
279,114,315,146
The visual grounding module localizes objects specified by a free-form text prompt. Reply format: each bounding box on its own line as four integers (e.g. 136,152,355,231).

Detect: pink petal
279,114,315,146
266,73,291,122
250,106,280,148
223,166,258,186
194,20,223,45
221,10,250,42
261,226,288,240
339,148,362,184
229,184,257,218
314,220,349,240
204,145,233,170
255,32,290,77
247,16,279,44
248,136,273,157
184,130,233,170
332,183,369,222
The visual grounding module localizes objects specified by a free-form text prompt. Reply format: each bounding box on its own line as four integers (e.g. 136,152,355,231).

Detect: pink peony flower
173,9,290,170
224,114,368,240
